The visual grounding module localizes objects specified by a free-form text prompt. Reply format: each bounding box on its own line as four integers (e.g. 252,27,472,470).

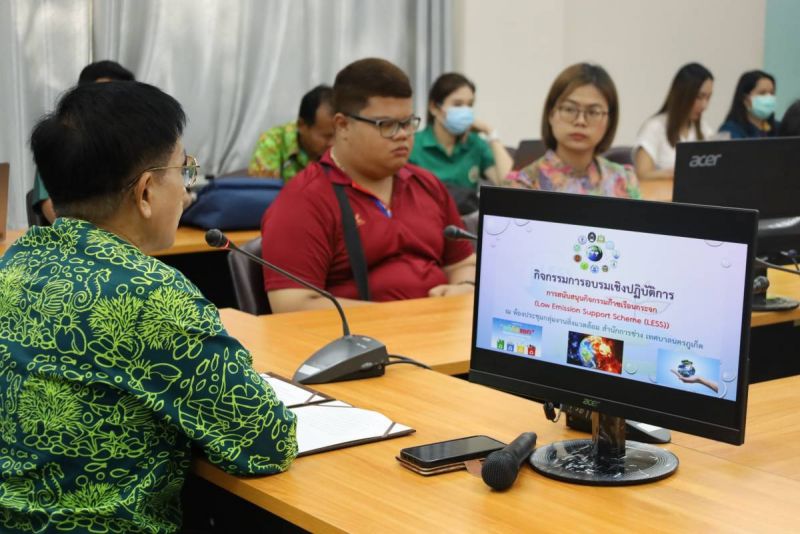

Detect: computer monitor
469,187,756,485
673,136,800,311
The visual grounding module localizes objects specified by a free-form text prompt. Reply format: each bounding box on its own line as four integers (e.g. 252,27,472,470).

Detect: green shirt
0,218,297,533
247,121,309,182
409,126,495,189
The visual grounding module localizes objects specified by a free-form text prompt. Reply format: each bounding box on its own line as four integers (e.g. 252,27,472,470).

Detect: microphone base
531,439,678,486
533,412,677,485
293,335,389,384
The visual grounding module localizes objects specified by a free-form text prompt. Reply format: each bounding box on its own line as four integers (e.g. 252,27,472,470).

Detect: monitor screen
470,187,756,445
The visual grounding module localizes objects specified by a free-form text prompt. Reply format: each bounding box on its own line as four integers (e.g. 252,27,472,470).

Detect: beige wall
453,0,766,149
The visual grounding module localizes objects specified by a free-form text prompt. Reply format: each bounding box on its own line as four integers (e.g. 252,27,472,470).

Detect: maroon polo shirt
260,151,473,301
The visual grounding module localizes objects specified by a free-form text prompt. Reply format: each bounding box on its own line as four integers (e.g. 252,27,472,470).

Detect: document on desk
261,373,415,456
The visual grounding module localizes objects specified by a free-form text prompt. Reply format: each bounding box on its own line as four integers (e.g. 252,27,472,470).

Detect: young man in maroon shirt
261,58,476,313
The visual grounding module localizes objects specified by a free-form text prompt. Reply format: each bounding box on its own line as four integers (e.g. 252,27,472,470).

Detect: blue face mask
442,105,474,135
750,94,776,120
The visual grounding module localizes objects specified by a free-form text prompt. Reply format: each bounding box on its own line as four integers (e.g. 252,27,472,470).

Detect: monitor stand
564,406,671,444
531,411,678,485
752,264,799,312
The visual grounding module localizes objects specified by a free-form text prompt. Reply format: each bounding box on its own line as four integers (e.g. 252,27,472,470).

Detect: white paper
260,374,327,407
292,400,412,455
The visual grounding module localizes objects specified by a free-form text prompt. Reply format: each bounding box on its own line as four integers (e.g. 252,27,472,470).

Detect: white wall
454,0,766,148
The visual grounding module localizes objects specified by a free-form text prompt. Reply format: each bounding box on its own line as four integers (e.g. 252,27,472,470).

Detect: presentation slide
476,215,748,400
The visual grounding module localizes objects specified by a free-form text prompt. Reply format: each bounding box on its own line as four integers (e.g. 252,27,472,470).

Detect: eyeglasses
555,104,609,125
346,113,421,138
141,154,200,188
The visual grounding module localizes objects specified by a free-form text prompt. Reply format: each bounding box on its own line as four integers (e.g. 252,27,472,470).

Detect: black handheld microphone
444,225,477,241
481,432,538,490
205,229,389,384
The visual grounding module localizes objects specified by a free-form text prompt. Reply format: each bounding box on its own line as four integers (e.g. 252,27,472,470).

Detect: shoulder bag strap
332,183,371,301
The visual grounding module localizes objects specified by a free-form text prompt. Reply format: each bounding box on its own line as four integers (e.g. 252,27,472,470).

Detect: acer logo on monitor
689,154,722,168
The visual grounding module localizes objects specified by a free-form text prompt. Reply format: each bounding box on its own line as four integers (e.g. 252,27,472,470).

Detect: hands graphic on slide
671,369,719,393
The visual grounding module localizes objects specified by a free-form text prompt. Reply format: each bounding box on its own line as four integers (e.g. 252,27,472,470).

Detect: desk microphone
444,225,477,241
205,229,389,384
481,432,537,491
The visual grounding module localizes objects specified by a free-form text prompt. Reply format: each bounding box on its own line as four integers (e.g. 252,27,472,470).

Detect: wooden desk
639,177,673,202
201,312,800,532
751,269,800,326
0,228,26,255
150,227,260,256
0,226,259,257
221,296,475,376
672,374,800,481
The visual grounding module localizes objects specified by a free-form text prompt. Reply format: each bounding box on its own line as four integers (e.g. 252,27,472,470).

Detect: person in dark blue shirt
719,70,780,139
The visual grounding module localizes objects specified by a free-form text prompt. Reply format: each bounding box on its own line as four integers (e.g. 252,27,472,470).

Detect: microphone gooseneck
444,224,478,241
204,229,351,336
481,432,538,490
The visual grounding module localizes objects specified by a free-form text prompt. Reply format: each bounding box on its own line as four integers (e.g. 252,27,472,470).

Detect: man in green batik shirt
0,82,297,533
248,85,335,181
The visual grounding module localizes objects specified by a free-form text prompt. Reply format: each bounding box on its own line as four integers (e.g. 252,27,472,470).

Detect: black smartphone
399,435,505,469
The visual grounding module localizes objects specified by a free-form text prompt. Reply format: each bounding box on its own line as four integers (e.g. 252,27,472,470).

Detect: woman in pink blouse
508,63,639,198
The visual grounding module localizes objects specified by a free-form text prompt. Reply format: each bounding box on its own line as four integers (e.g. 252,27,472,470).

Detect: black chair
227,237,270,315
603,145,634,166
25,188,48,226
512,139,547,170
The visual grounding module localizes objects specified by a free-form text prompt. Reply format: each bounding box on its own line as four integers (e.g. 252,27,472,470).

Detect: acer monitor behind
673,136,800,311
470,187,755,485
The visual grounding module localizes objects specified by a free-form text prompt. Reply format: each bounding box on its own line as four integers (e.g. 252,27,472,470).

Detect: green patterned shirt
0,218,297,533
247,121,309,182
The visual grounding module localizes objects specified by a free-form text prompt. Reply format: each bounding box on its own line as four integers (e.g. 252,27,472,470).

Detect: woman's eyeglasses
555,105,608,125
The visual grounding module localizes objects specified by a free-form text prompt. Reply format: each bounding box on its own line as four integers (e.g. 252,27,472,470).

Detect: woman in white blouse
634,63,714,181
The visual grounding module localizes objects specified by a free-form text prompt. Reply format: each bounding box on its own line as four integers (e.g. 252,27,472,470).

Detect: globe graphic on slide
586,245,603,262
578,336,621,373
579,336,610,368
677,360,696,378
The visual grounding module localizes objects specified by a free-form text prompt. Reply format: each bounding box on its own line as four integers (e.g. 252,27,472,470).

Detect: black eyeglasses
555,105,609,125
346,114,421,138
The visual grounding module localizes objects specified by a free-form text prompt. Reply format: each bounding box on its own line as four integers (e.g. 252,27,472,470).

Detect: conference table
0,226,259,257
209,302,800,532
638,177,673,202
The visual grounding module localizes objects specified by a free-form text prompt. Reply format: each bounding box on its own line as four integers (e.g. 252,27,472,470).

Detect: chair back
603,145,634,166
25,189,48,226
512,140,547,170
227,237,271,315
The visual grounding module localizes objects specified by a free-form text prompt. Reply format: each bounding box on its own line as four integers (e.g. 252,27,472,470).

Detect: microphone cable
778,250,800,271
756,257,800,276
385,354,431,370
